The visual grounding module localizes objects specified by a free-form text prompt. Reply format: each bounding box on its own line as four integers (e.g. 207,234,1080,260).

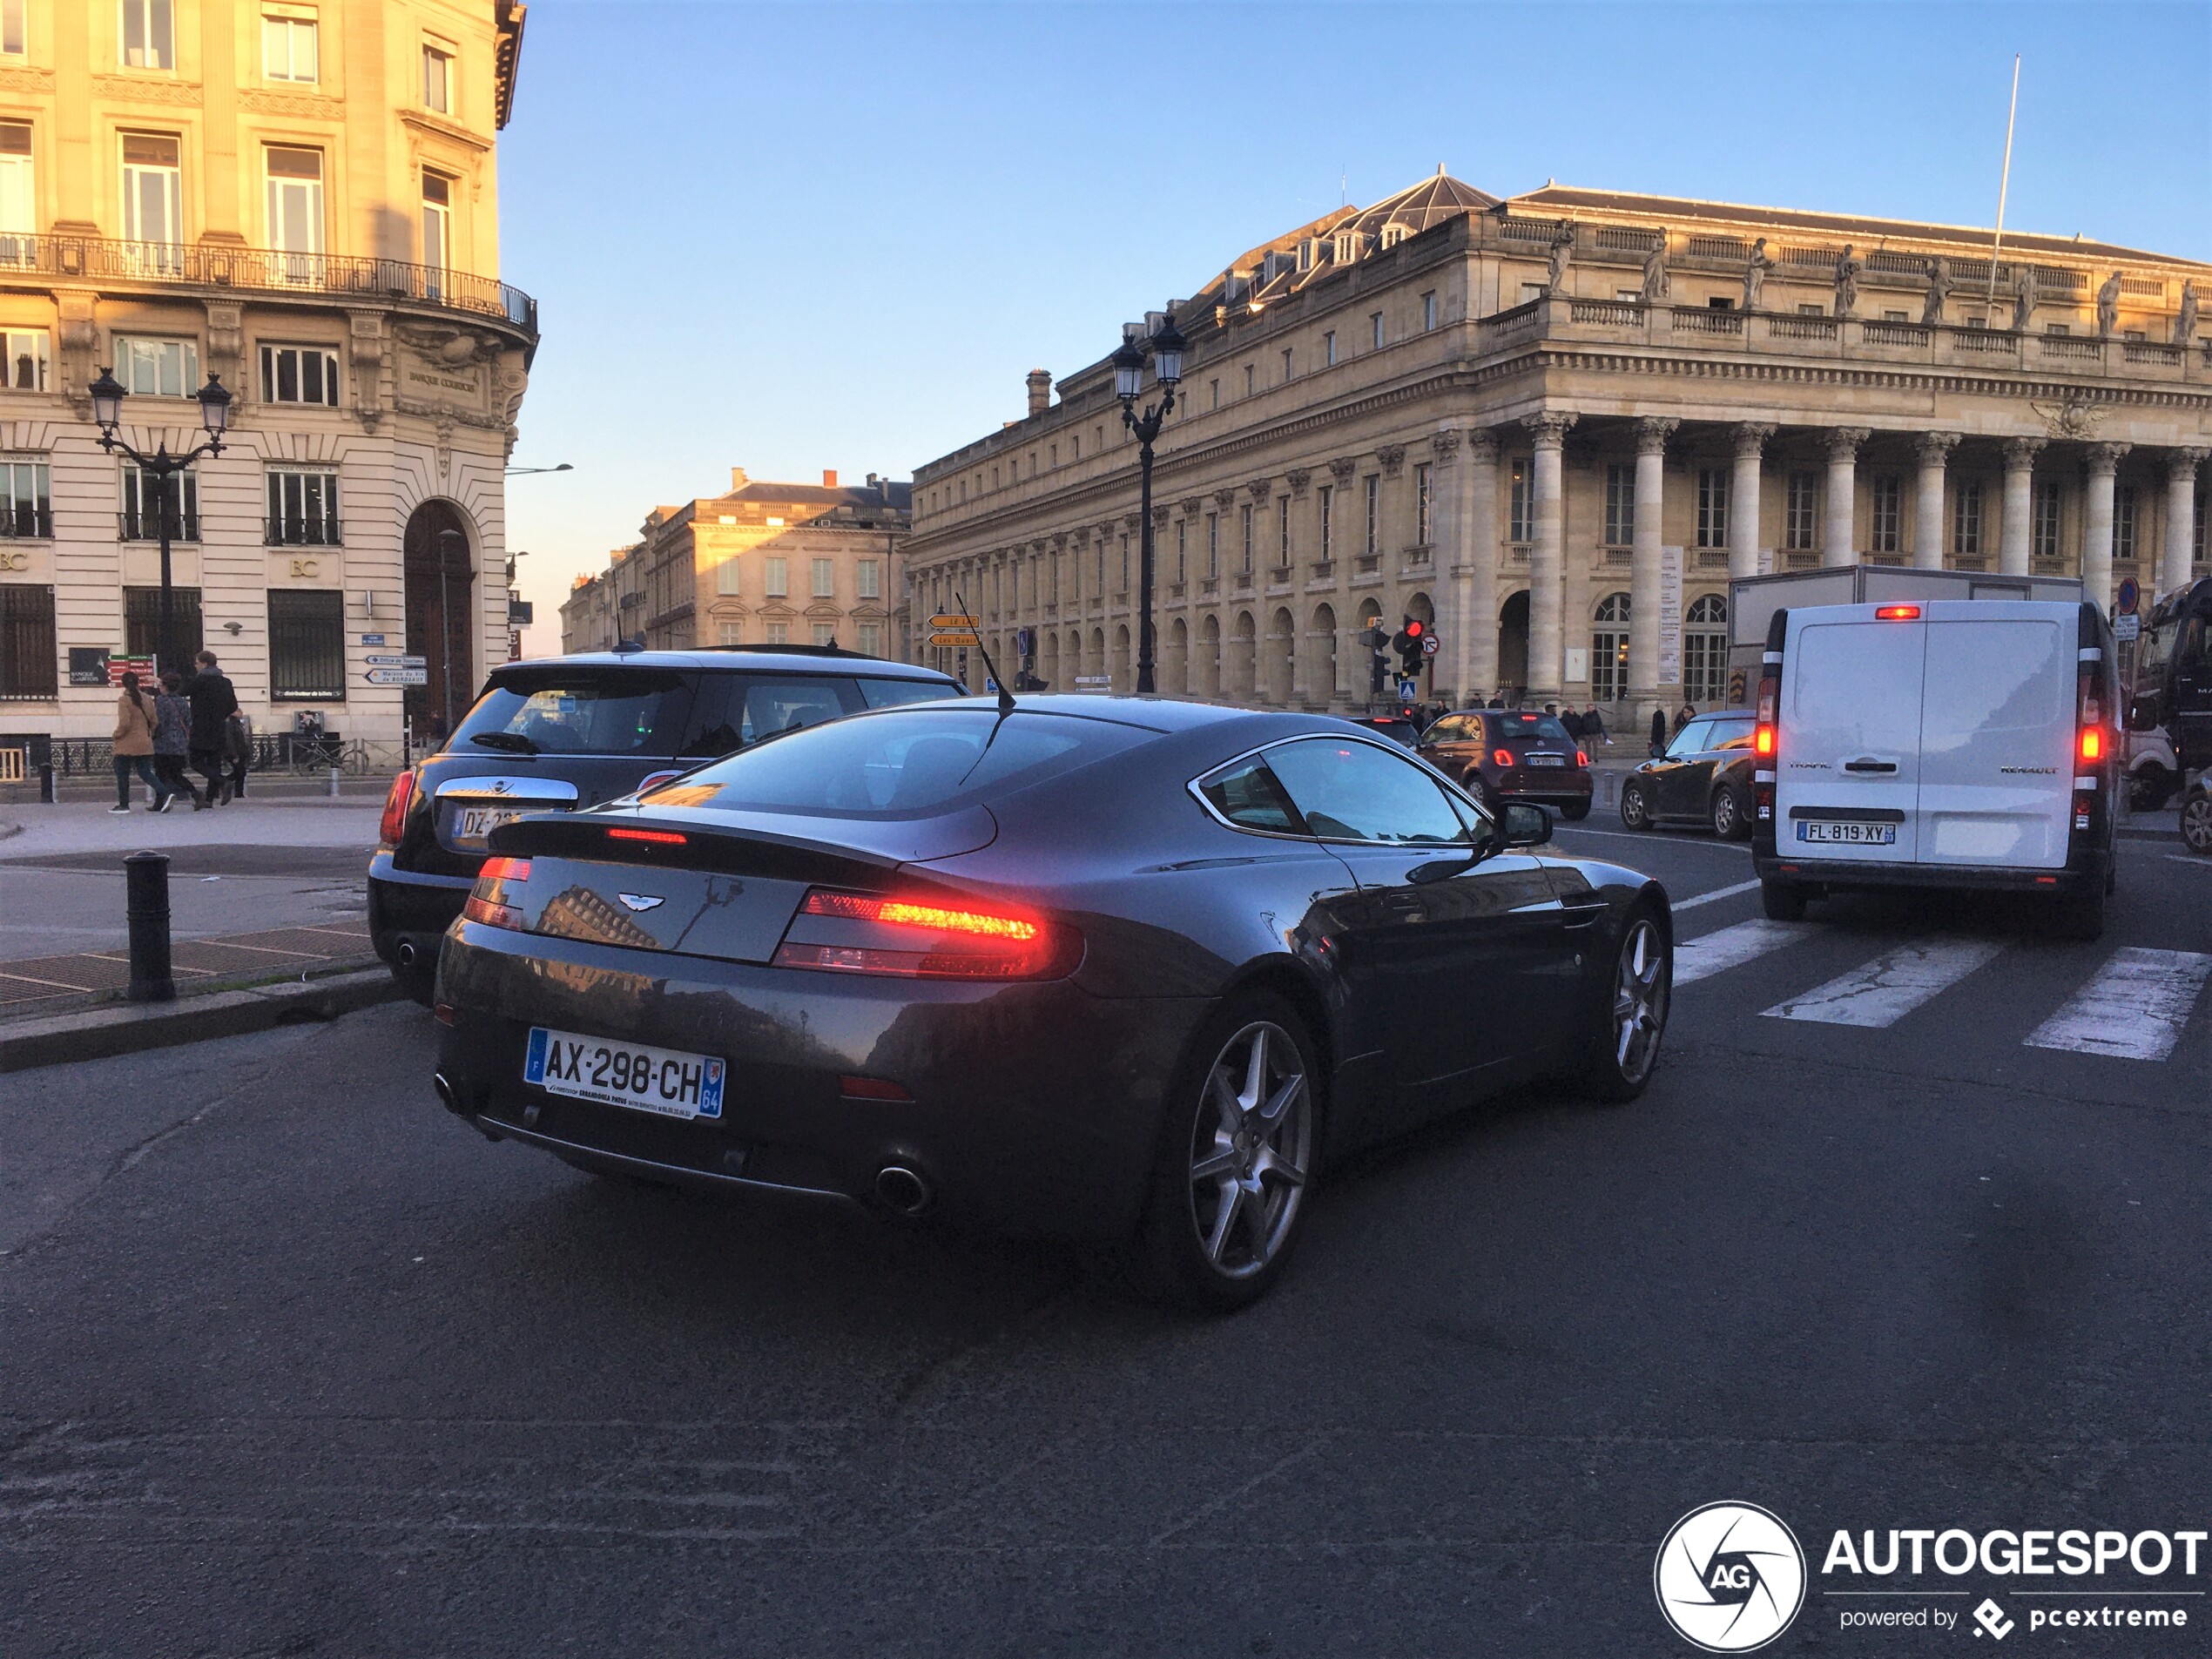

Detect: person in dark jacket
184,651,239,808
1561,707,1585,739
224,710,253,800
1582,703,1608,745
152,671,198,808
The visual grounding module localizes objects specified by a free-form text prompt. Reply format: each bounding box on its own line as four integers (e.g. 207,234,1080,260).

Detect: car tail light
1876,604,1920,620
378,768,415,850
1492,748,1514,768
608,826,687,846
1575,749,1588,768
462,856,530,930
772,887,1082,981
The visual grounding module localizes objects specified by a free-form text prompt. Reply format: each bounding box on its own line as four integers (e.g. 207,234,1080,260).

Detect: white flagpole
1986,53,2021,311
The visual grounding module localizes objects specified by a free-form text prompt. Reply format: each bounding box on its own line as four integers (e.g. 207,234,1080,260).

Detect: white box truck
1747,595,2119,939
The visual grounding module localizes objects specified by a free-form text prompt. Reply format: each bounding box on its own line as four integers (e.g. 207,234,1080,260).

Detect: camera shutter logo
1654,1501,1806,1652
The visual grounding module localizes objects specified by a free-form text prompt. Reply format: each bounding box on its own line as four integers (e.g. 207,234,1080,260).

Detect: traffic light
1359,624,1390,692
1392,617,1428,677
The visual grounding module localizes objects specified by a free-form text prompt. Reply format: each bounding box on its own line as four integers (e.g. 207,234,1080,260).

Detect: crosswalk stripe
1761,938,2005,1028
1674,918,1811,986
2023,947,2212,1062
1671,878,1764,914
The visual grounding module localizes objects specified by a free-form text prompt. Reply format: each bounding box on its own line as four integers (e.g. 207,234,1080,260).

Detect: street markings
2024,948,2212,1062
1758,939,2006,1029
1671,877,1764,914
1674,918,1811,986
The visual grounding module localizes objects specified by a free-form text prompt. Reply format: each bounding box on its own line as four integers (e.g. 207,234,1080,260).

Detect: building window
0,122,31,244
765,621,789,645
858,621,881,656
857,558,880,599
266,467,340,545
1281,347,1292,382
1422,291,1437,331
2196,496,2207,567
1952,479,1983,557
1318,486,1332,559
1508,459,1530,543
1209,380,1219,410
717,621,743,645
1119,535,1130,590
1591,592,1629,702
421,171,452,284
1797,303,1825,317
1,328,47,391
0,0,22,57
260,343,338,406
1070,435,1080,461
1174,520,1185,584
1415,464,1433,544
120,133,182,248
1521,283,1548,305
120,0,174,69
265,145,324,261
121,462,196,541
115,335,197,396
2032,480,2062,562
1869,475,1902,555
1205,513,1218,578
1242,364,1254,399
1278,497,1291,564
0,582,55,698
1696,468,1730,550
263,7,319,83
813,623,836,647
1240,504,1253,575
1364,475,1379,556
422,39,454,113
1683,594,1729,705
124,585,201,661
1784,471,1819,551
715,556,741,596
0,457,49,536
268,590,345,700
1369,312,1384,349
1323,331,1336,367
764,556,787,597
2115,486,2137,563
1603,463,1634,547
811,556,834,597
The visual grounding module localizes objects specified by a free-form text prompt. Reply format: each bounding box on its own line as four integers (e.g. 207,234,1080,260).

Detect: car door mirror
1500,802,1551,847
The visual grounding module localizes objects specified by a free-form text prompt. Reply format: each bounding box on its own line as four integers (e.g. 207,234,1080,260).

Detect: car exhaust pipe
874,1165,931,1218
433,1071,462,1115
395,940,419,969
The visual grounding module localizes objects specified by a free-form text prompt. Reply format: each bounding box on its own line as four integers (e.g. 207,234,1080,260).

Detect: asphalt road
2,829,2205,1656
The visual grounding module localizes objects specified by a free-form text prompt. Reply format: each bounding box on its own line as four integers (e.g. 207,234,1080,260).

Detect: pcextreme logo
1655,1501,1808,1652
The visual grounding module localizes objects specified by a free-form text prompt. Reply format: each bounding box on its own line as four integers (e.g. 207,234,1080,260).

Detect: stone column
1999,437,2047,577
1729,423,1774,581
1912,431,1959,570
1523,411,1576,701
2082,443,2129,609
1629,417,1676,713
1823,428,1869,569
2165,448,2209,595
1433,426,1485,707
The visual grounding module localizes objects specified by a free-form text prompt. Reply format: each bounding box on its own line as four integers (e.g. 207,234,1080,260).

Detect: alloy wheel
1622,783,1649,830
1185,1021,1312,1280
1711,789,1738,839
2184,794,2212,855
1610,919,1669,1085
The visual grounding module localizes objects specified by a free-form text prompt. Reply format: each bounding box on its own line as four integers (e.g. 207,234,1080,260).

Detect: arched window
1683,593,1729,705
1591,591,1630,702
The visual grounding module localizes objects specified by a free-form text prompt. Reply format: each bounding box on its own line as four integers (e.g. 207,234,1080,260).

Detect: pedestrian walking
1673,703,1696,735
1561,706,1585,739
1649,708,1668,756
110,671,166,813
1582,703,1608,745
224,708,253,800
1487,692,1506,709
184,650,239,808
152,671,198,809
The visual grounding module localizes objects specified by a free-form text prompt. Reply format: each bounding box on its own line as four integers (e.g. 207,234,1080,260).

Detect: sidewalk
0,916,378,1012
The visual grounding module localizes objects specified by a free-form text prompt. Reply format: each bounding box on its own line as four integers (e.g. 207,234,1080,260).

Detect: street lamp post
89,366,233,681
1112,309,1186,694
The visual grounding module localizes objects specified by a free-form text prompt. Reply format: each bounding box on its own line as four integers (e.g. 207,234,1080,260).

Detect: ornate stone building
0,0,535,745
906,172,2210,719
560,468,910,658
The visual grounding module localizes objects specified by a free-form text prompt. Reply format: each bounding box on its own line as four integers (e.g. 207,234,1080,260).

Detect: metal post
1136,439,1156,694
327,765,341,798
125,850,175,1003
38,762,54,804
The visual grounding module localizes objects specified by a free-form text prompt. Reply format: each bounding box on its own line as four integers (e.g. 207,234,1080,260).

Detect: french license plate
1797,819,1897,846
1526,753,1566,768
456,806,523,842
523,1027,726,1120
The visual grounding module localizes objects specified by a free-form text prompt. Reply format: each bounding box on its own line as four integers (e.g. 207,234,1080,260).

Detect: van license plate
456,806,523,842
1797,820,1897,846
524,1027,726,1120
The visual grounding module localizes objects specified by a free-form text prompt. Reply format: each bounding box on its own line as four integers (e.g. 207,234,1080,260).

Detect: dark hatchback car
1620,711,1757,840
369,647,962,998
1416,710,1594,819
1347,712,1423,748
431,697,1673,1310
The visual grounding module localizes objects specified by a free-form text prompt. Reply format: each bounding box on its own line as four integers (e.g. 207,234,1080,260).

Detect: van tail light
378,768,416,850
1875,604,1920,620
1754,725,1775,759
2073,651,2107,838
1753,661,1783,827
772,887,1082,981
1492,748,1514,768
462,856,531,930
2078,727,2102,763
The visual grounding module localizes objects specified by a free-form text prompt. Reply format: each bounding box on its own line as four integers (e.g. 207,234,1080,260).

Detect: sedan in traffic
430,697,1672,1310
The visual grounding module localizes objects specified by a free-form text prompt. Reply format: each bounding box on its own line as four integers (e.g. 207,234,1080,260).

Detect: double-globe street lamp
88,365,233,681
1110,308,1186,695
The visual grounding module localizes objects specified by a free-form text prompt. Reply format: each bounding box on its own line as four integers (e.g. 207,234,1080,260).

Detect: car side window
1666,719,1712,759
1427,715,1465,743
1263,738,1471,845
1195,756,1309,835
1710,721,1757,752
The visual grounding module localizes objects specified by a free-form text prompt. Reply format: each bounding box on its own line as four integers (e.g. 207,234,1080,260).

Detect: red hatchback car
1416,709,1595,820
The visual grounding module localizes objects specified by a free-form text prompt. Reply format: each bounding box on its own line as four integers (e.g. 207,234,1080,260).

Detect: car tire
1577,907,1670,1105
1126,992,1322,1313
1710,786,1750,841
1760,879,1808,922
2129,764,2174,813
1620,780,1652,831
1559,799,1592,822
2182,791,2212,854
1466,775,1496,813
2052,892,2106,942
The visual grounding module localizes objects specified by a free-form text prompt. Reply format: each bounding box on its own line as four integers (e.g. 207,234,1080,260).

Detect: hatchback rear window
455,671,692,756
645,708,1149,817
1485,713,1573,746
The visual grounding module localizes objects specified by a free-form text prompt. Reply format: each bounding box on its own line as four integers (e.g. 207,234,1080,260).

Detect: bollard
39,762,55,804
327,765,341,798
125,851,175,1003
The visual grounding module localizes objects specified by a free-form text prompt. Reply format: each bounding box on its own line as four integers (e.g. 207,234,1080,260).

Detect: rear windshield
1484,712,1573,746
643,708,1149,817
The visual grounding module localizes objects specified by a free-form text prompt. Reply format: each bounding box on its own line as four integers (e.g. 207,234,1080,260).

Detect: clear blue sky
498,0,2212,651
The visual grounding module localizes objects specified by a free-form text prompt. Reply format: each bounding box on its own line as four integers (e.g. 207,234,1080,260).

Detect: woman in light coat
111,671,170,813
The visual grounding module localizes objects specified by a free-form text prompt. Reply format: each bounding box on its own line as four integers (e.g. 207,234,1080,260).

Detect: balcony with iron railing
266,516,344,548
0,502,51,538
119,509,199,543
0,234,536,347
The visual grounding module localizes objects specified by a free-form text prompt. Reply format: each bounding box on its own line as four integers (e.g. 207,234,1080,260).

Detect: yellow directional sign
929,613,978,630
927,631,980,648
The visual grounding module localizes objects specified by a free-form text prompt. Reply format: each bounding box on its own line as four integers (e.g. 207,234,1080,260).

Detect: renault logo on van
2000,765,2057,774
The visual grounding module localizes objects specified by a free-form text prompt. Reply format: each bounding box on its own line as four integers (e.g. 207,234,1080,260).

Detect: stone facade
561,469,911,658
0,0,535,747
907,172,2212,722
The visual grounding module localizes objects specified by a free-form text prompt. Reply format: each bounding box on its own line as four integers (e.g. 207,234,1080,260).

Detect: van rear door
1913,601,2072,870
1777,608,1925,864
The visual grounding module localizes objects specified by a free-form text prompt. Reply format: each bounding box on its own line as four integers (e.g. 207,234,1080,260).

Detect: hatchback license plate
524,1027,726,1119
1797,819,1897,846
456,806,523,842
1526,754,1566,768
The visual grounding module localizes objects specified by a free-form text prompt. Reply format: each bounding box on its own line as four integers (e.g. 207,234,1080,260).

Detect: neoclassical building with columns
905,172,2210,720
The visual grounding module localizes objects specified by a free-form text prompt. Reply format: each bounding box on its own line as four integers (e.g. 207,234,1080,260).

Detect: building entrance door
1497,590,1529,700
403,500,475,739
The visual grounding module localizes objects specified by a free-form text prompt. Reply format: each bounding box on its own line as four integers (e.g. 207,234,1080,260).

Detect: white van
1750,598,2118,938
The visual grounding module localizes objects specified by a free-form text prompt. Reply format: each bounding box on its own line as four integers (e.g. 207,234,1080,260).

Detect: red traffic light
1403,619,1424,637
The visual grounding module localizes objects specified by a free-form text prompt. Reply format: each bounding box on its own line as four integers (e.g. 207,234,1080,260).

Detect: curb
0,820,19,841
0,966,406,1075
